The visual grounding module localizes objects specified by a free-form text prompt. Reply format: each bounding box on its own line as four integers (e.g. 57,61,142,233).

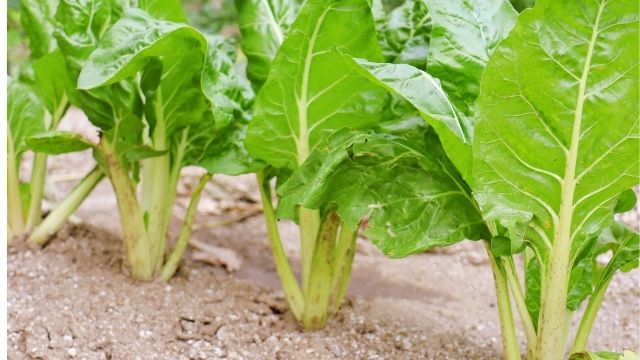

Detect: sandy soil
8,110,640,359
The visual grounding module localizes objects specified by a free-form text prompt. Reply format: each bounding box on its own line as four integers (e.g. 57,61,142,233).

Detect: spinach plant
239,0,388,329
7,0,77,238
27,0,258,281
280,0,639,357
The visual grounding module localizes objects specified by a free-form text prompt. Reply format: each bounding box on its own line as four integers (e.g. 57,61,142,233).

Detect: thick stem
7,134,25,237
299,206,320,293
328,220,357,315
98,139,154,281
256,171,304,319
25,152,48,229
485,242,522,360
28,166,104,245
161,173,211,281
301,212,340,329
502,257,537,358
571,277,612,353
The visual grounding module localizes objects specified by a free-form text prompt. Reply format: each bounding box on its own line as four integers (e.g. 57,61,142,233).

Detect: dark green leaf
377,0,431,69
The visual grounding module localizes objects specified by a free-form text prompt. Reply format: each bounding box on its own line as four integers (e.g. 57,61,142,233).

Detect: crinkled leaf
54,0,136,131
349,59,473,179
235,0,298,88
473,0,640,267
8,78,46,161
245,0,386,172
20,0,58,58
54,0,125,72
278,127,489,258
26,131,94,154
425,0,516,115
187,35,263,175
377,0,431,69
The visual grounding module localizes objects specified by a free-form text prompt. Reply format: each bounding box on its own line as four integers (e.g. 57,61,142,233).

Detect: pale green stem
485,241,522,360
302,212,340,329
299,206,320,294
26,96,69,230
329,220,357,315
7,134,25,237
571,277,612,353
256,171,304,319
29,166,104,246
25,152,48,229
161,173,211,281
98,139,154,281
502,257,537,358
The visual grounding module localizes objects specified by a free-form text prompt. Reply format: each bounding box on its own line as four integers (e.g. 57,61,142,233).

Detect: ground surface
8,111,640,359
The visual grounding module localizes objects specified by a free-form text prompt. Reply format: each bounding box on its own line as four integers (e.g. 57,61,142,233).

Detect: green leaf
348,59,473,179
32,50,72,118
8,78,46,162
377,0,431,69
425,0,517,115
473,0,640,266
566,257,593,311
138,0,188,23
524,255,541,329
614,188,637,214
235,0,298,88
594,222,639,284
20,0,58,58
278,127,489,258
189,35,264,175
26,131,94,154
77,9,208,90
245,0,386,172
54,0,125,72
570,351,622,360
349,0,516,180
123,145,168,162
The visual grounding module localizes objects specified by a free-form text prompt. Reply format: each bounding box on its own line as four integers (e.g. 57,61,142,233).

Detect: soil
8,110,640,359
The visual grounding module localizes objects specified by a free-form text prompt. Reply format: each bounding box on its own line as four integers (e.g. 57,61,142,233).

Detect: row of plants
7,0,638,358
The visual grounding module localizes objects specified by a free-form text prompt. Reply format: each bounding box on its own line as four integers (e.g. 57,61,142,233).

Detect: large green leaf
32,50,73,118
245,0,386,171
349,0,517,180
235,0,298,88
8,79,46,164
278,127,489,258
376,0,431,69
349,59,473,179
425,0,517,115
473,0,640,265
54,0,135,131
20,0,58,58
